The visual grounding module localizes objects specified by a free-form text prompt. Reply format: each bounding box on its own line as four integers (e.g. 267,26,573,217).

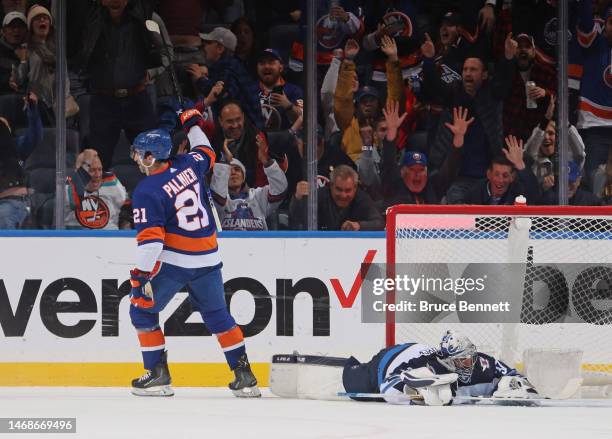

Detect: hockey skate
131,351,174,397
229,354,261,398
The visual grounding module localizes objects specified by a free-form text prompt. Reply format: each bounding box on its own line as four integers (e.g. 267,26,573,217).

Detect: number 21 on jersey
133,184,210,231
175,184,210,230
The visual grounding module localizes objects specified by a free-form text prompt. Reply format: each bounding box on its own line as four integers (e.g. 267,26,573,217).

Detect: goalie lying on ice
270,331,539,406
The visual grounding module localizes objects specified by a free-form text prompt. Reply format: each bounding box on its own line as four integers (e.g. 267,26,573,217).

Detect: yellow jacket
333,59,404,162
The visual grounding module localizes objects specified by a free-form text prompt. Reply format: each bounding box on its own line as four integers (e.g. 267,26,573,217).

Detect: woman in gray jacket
524,96,586,192
14,5,72,124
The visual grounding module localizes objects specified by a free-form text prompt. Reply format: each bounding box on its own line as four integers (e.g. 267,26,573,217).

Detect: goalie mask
437,330,477,383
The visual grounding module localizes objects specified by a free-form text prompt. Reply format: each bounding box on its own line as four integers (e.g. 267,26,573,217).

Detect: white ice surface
0,387,611,439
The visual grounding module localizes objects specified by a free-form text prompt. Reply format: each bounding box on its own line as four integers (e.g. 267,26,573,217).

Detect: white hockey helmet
437,330,477,383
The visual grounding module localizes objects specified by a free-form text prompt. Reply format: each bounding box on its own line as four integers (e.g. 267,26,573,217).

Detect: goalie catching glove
399,367,458,406
492,375,539,399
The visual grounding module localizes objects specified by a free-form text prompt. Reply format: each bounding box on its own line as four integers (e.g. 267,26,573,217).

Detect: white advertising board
0,235,386,365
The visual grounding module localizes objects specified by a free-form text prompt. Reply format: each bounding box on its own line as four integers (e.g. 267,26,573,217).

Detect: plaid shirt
503,59,557,142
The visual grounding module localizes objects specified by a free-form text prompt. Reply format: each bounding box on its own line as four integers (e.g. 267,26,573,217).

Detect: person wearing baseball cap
541,161,601,206
0,11,26,93
383,147,457,206
257,48,282,64
3,11,26,28
352,86,382,135
432,10,480,94
440,11,461,47
515,33,534,48
256,47,303,130
200,27,238,56
191,27,264,129
354,85,381,106
399,151,430,200
515,33,536,71
378,102,464,207
501,29,556,143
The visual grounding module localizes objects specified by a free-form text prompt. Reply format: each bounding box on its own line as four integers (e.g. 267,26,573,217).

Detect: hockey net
386,205,612,393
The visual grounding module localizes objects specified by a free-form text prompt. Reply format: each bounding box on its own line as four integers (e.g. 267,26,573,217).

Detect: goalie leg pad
270,355,299,398
270,354,348,400
523,348,582,399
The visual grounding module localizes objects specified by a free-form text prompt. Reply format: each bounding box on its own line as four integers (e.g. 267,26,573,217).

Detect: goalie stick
337,392,421,402
337,392,612,407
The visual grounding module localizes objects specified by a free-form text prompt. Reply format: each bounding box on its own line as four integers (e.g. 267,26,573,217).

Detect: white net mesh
390,209,612,381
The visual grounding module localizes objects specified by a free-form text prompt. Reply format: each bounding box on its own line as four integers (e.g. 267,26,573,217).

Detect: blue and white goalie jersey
380,344,521,403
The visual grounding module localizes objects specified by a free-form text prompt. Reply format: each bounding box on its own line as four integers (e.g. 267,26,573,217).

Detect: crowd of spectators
0,0,611,231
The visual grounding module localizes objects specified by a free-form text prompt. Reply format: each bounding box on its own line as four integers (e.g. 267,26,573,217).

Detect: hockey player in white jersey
270,330,539,405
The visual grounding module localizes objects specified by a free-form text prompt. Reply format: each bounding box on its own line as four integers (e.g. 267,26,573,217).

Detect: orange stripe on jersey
577,29,598,48
138,329,165,348
149,162,170,176
568,64,584,79
164,232,217,252
69,179,80,206
216,326,243,349
579,100,612,120
291,41,334,65
194,145,216,169
137,227,165,243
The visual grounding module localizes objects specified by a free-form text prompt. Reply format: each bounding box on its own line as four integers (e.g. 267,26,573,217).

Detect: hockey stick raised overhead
144,19,223,232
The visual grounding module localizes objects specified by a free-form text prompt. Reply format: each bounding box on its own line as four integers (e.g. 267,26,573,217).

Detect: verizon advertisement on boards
0,236,385,364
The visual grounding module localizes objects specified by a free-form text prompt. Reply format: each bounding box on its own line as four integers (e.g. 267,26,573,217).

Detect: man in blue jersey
127,108,260,398
573,2,612,180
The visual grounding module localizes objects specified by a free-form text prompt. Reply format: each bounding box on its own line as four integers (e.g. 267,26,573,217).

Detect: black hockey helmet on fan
436,330,477,383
